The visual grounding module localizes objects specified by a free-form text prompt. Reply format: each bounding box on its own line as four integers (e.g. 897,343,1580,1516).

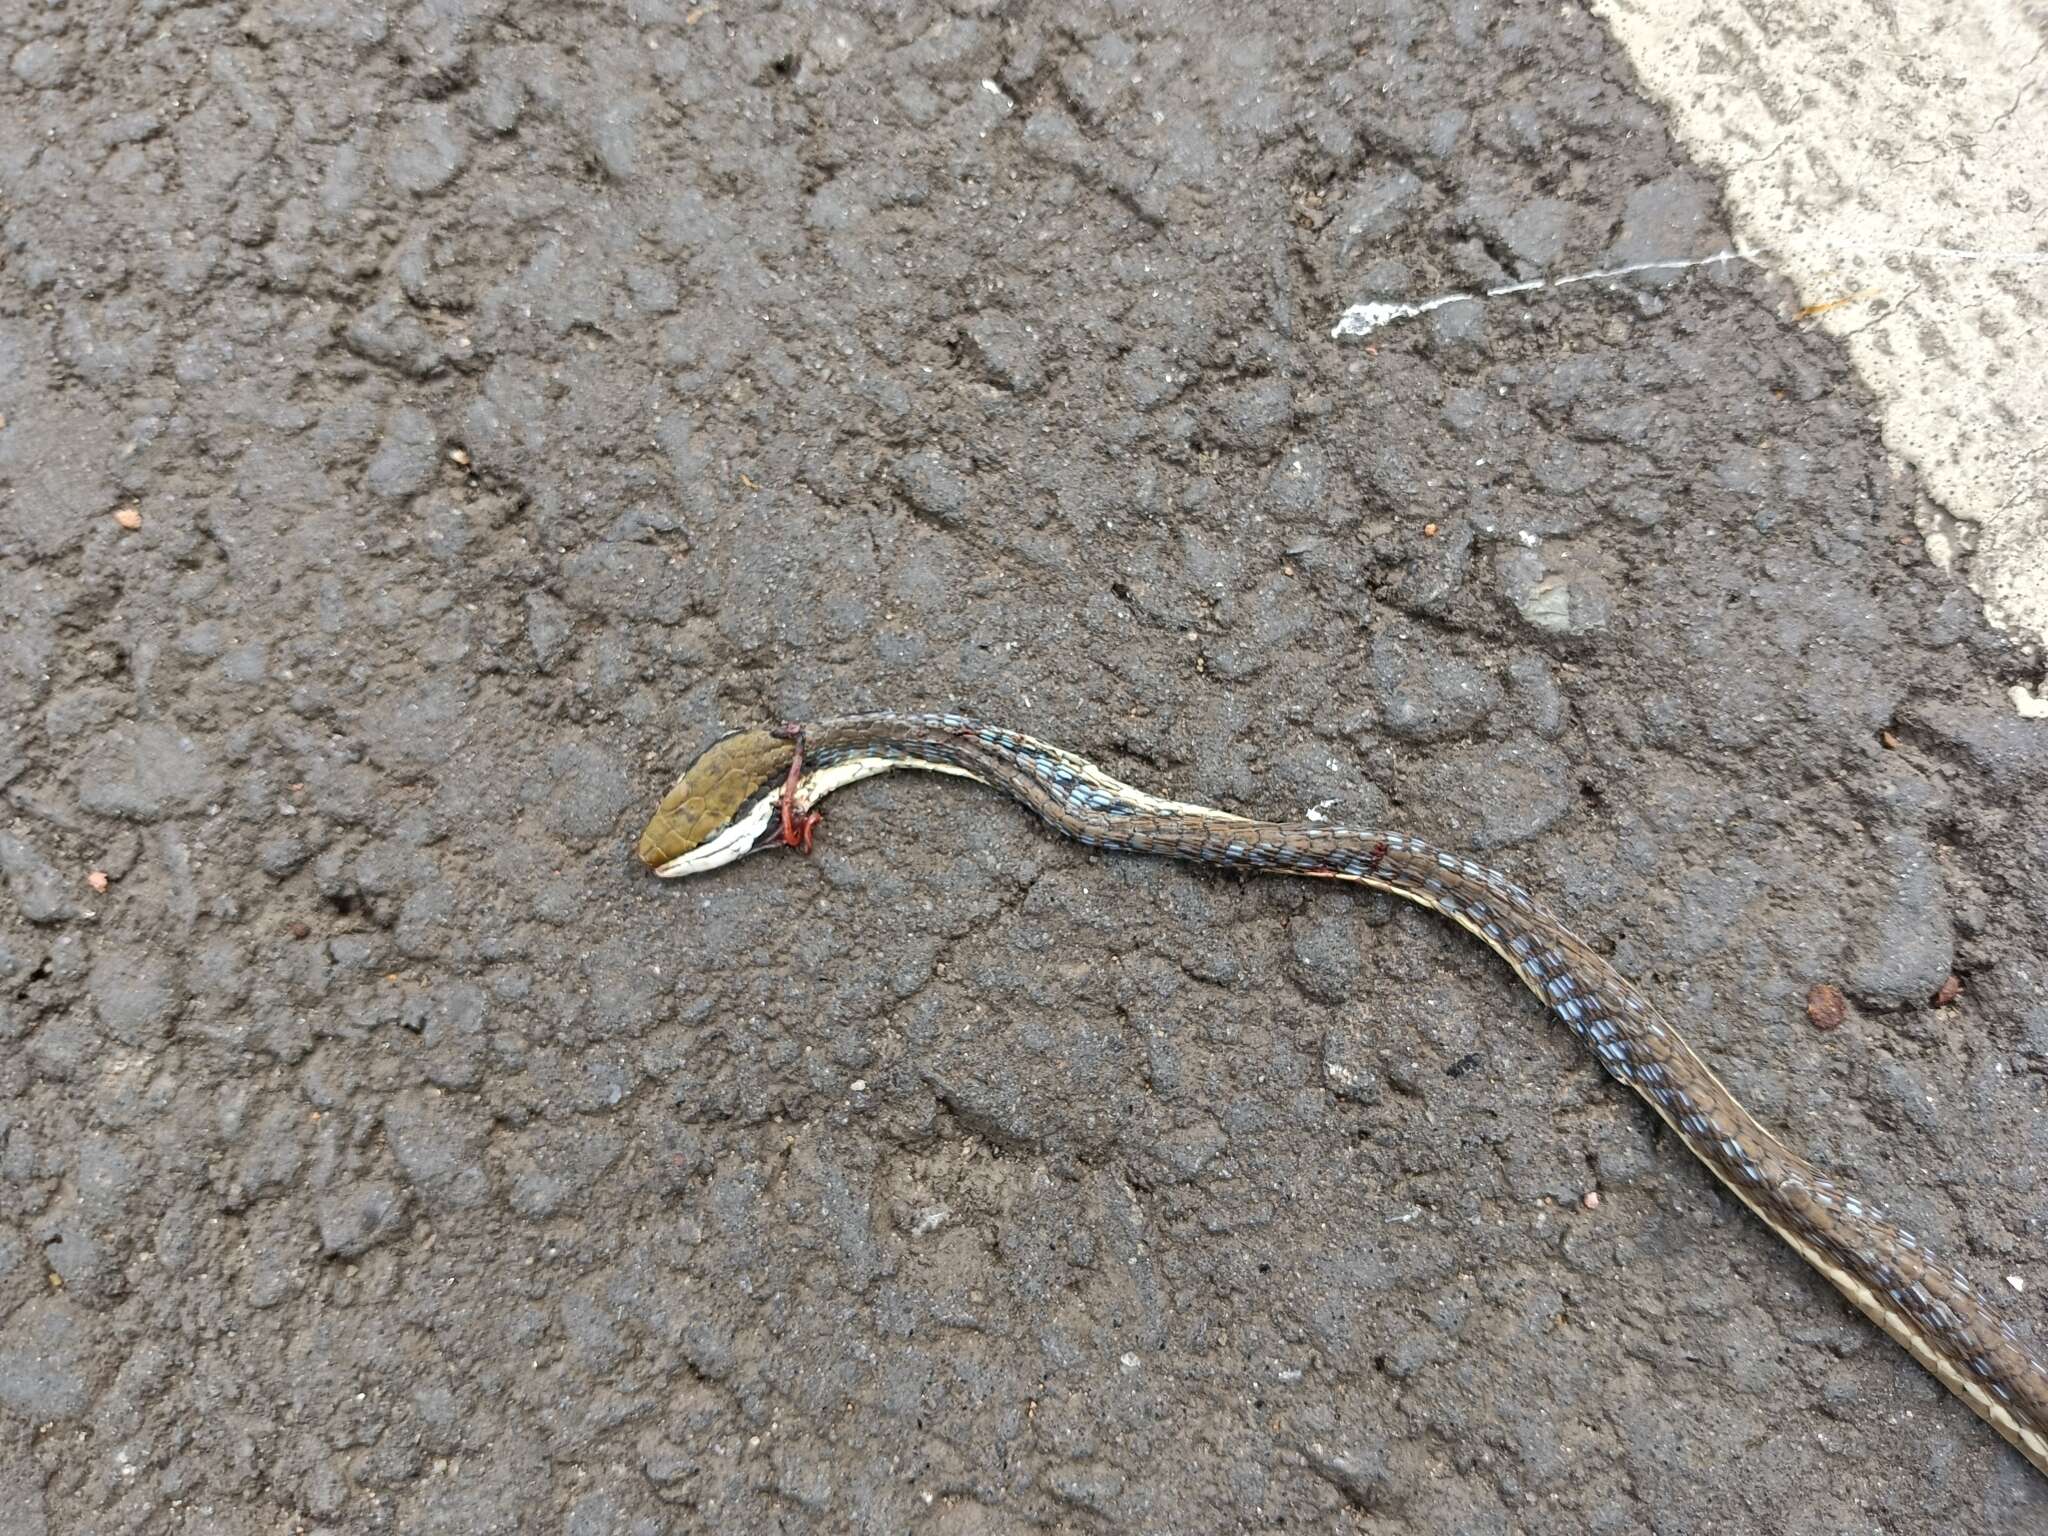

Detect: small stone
962,313,1044,393
387,107,466,195
1390,518,1472,615
1213,376,1293,452
1370,632,1500,742
365,407,440,499
76,723,223,821
218,641,267,685
524,592,573,673
316,1181,407,1257
85,870,108,893
394,883,456,958
0,1297,92,1420
1321,1032,1382,1106
1930,974,1963,1009
289,920,311,940
89,942,180,1046
1300,1439,1389,1511
1291,913,1363,1005
0,832,73,924
258,832,309,878
328,934,384,971
541,743,632,849
341,299,446,377
238,1105,306,1202
591,99,640,180
382,1092,490,1210
1498,547,1612,636
1806,984,1847,1032
1419,735,1573,849
1845,830,1955,1007
892,452,969,528
1334,169,1423,265
1872,1057,1941,1135
360,678,468,779
46,1222,126,1305
11,37,79,89
1505,654,1566,739
113,507,142,531
1606,174,1721,285
1119,346,1183,410
1497,197,1574,270
1046,1466,1125,1517
1583,1191,1601,1211
1153,1121,1225,1184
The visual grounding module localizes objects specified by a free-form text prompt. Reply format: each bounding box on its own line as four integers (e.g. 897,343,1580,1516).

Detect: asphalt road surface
4,3,2047,1533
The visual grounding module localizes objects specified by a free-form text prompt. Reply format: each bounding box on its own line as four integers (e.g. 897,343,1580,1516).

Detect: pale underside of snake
635,709,2048,1478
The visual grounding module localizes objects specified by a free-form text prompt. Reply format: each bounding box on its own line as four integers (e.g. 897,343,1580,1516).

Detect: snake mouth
645,786,784,877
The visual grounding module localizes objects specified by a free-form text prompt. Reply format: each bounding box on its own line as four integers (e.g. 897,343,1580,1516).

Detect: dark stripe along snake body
658,710,2048,1476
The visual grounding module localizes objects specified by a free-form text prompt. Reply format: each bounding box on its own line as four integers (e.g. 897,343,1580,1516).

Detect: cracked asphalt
4,2,2048,1533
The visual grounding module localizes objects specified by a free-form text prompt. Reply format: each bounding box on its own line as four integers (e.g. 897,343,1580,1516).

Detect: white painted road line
1596,0,2048,667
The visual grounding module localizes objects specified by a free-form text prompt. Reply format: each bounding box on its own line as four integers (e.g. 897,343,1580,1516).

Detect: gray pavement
1601,0,2048,691
3,3,2047,1533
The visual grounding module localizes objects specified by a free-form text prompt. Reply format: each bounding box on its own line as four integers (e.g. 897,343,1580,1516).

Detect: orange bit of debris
114,507,142,530
1880,730,1899,749
1423,522,1438,537
1931,974,1964,1009
86,870,109,893
1806,984,1847,1032
1794,289,1881,322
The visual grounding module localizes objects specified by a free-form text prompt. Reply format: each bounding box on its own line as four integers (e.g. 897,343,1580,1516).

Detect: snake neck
795,712,1239,825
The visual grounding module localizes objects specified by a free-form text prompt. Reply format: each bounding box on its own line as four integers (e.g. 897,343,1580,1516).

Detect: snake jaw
645,797,782,877
636,727,801,877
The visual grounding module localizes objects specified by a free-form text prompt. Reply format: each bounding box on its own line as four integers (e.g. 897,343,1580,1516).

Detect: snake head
636,728,798,878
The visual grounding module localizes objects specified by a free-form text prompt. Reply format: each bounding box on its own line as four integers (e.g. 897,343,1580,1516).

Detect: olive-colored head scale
636,729,797,877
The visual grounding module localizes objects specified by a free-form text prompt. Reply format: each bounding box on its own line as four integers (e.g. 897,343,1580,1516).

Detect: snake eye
636,728,796,877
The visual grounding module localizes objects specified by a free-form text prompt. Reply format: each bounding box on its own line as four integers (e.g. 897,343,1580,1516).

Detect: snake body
638,710,2048,1476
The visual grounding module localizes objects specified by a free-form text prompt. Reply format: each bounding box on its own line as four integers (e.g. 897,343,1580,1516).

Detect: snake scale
636,709,2048,1478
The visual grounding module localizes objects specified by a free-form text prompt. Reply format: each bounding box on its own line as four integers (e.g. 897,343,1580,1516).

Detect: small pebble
1582,1191,1600,1211
1806,984,1847,1032
114,507,142,530
448,448,470,466
1930,974,1963,1008
86,870,109,893
2009,1275,2027,1294
289,920,311,940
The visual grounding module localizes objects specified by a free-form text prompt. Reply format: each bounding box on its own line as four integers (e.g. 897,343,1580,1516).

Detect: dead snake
636,709,2048,1477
